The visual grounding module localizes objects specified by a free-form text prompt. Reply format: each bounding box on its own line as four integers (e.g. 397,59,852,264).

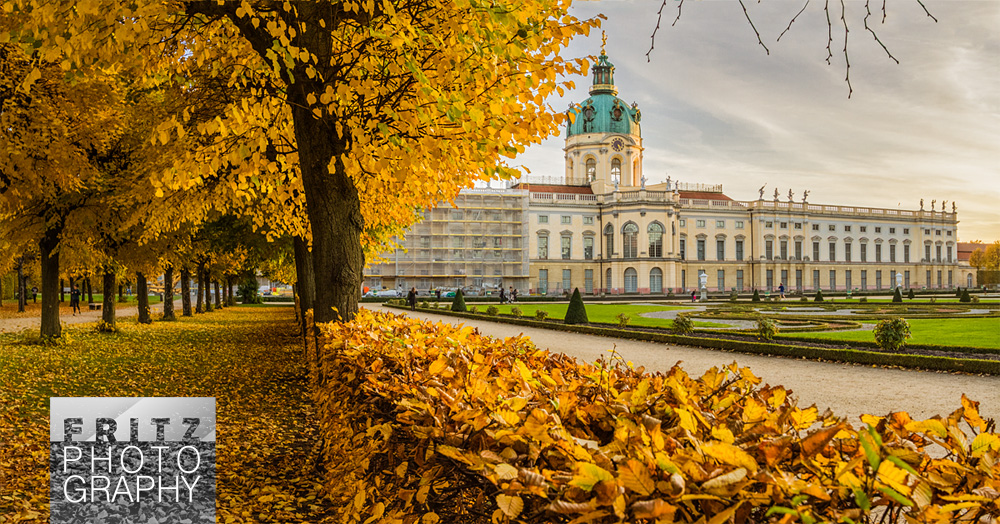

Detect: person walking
31,286,38,303
70,284,82,316
406,287,417,311
691,289,697,302
499,287,506,304
778,282,786,299
510,287,516,303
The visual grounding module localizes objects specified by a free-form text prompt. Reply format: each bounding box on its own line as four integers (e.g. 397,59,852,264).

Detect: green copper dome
566,50,641,138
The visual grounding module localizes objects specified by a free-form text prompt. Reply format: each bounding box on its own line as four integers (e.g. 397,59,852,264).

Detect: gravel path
369,305,999,422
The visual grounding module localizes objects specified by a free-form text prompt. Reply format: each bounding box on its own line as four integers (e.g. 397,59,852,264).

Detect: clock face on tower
611,137,625,152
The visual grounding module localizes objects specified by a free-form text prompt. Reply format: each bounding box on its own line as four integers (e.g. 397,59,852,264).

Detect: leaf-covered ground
0,306,331,523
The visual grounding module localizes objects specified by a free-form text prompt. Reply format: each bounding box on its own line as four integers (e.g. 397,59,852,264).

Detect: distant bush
751,289,761,302
616,313,630,328
814,290,824,302
485,305,499,316
960,288,972,303
892,288,902,303
451,289,467,312
511,306,523,318
469,305,479,314
972,295,981,303
418,300,429,309
671,313,694,335
858,297,868,304
755,314,778,341
564,288,588,325
907,288,915,300
534,310,548,321
873,317,912,352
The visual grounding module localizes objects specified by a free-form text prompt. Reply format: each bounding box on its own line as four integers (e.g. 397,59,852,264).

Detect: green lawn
483,303,728,329
81,293,163,304
780,317,1000,349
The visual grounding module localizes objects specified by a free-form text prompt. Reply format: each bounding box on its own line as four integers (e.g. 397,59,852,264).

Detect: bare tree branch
840,0,852,98
778,0,810,42
864,0,899,64
646,0,685,62
738,0,769,55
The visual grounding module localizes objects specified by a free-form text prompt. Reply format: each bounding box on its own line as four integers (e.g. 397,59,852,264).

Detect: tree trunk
293,235,317,335
39,226,61,338
118,283,125,303
195,265,204,313
60,278,64,302
227,277,236,306
162,267,176,321
101,271,116,329
292,104,363,324
85,277,93,304
204,271,214,312
213,280,222,309
181,268,192,316
136,271,151,324
17,257,26,313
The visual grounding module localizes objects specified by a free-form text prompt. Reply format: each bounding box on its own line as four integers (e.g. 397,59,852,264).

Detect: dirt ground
371,305,999,423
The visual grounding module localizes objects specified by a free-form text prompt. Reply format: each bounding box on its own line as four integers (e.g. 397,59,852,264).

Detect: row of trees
1,0,598,342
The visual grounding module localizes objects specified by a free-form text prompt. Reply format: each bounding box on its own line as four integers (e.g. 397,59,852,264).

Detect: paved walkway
368,305,999,422
0,300,181,333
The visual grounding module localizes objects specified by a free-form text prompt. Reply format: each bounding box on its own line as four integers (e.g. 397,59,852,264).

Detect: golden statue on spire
601,31,607,55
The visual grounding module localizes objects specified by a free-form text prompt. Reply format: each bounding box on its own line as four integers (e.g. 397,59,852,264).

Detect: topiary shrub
907,288,915,300
960,288,971,303
486,305,499,316
671,313,694,335
451,289,467,312
616,313,631,329
535,310,549,321
729,291,738,302
873,317,912,352
972,295,980,303
956,287,963,297
418,300,429,309
469,305,479,314
564,288,589,325
800,297,809,302
858,297,868,304
511,306,523,318
754,314,778,341
814,290,824,302
892,288,902,303
751,289,761,302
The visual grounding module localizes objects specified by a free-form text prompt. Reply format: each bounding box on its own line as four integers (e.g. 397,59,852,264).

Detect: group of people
498,286,518,304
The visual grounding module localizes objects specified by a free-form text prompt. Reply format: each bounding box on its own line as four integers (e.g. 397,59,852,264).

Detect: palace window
537,235,548,260
875,227,882,233
696,219,706,228
765,240,773,260
679,239,686,260
780,222,788,229
604,224,614,257
697,239,706,261
889,244,896,263
717,239,726,261
584,236,594,260
610,158,621,185
829,224,836,231
648,223,664,257
735,240,744,261
795,241,802,260
735,221,745,229
829,242,836,262
716,220,725,228
583,216,595,225
860,243,867,262
561,235,571,260
623,223,639,258
650,268,663,294
586,158,596,181
812,224,820,231
813,242,820,261
561,215,571,225
780,240,788,260
538,215,548,224
844,242,852,262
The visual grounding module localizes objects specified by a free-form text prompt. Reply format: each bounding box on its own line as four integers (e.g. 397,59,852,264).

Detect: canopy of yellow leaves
314,310,1000,523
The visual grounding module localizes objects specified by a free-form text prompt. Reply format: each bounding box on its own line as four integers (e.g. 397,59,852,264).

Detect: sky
513,0,1000,242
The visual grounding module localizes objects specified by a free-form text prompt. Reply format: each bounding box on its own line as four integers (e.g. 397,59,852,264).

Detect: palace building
366,48,972,296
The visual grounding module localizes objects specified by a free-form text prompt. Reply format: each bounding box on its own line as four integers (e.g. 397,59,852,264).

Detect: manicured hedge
390,304,1000,375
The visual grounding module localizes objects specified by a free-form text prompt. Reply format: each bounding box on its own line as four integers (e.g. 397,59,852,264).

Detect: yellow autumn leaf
701,442,758,475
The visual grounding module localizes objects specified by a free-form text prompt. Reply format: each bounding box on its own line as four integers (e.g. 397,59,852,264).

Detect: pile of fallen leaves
313,310,999,523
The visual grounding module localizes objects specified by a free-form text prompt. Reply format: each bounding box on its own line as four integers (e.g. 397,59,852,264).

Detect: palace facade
366,49,972,296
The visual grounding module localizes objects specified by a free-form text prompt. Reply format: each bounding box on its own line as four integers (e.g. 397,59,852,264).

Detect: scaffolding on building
365,188,530,295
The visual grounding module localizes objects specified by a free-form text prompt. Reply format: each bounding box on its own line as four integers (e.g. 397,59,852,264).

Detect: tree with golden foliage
4,0,599,324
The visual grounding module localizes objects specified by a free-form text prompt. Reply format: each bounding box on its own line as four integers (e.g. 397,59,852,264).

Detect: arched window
606,268,612,293
604,223,614,258
648,223,664,257
624,268,638,293
611,158,621,185
649,268,663,294
622,222,638,258
586,158,596,181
